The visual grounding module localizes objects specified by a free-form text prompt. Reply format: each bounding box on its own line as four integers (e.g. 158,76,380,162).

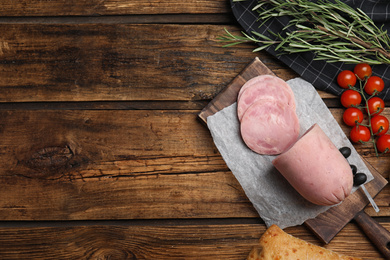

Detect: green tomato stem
356,78,379,157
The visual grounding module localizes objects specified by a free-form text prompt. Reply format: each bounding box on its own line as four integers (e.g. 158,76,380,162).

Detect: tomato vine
337,64,390,156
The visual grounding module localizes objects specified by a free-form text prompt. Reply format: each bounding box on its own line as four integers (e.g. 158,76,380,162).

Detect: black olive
339,147,352,158
350,165,357,175
354,173,367,186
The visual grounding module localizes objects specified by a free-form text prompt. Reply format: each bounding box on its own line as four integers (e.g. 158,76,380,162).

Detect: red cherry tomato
376,134,390,153
337,70,357,89
366,97,385,115
371,115,389,136
340,89,362,108
350,125,371,143
343,107,364,126
354,63,372,80
364,76,385,95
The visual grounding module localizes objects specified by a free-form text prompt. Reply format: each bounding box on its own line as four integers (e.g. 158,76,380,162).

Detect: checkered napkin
231,0,390,100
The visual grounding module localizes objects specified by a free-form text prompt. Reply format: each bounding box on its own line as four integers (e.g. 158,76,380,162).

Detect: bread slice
247,225,362,260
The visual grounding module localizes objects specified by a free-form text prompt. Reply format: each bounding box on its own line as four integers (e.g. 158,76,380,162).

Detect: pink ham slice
237,75,276,102
237,75,296,121
272,124,353,206
240,99,300,155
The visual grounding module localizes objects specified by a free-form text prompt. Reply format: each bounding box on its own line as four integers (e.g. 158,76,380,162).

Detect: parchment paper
207,77,373,229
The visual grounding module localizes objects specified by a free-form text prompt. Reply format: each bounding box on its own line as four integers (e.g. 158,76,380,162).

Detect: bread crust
247,225,362,260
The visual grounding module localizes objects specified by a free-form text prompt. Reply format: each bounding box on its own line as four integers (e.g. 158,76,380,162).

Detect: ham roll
272,124,353,206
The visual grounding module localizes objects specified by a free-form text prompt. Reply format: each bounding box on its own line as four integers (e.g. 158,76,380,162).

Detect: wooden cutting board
198,57,388,244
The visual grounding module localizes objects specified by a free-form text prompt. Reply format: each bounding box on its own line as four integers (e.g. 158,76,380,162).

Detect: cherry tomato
376,134,390,153
350,125,371,143
343,107,364,126
364,76,385,95
340,89,362,108
371,115,389,136
337,70,357,89
366,97,385,115
354,63,372,80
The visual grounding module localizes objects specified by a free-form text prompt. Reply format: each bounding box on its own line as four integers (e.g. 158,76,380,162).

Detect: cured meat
272,124,353,206
237,75,275,102
237,75,296,121
237,79,296,121
240,99,300,155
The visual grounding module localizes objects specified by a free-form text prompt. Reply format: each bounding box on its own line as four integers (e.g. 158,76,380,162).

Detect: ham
237,75,275,102
237,75,352,205
237,75,296,121
272,124,353,206
240,99,300,155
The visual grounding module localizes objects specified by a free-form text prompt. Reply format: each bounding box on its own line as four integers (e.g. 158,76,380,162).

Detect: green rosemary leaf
253,45,272,52
221,42,247,48
251,31,274,42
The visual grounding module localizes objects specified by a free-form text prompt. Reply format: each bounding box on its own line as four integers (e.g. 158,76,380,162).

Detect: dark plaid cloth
231,0,390,100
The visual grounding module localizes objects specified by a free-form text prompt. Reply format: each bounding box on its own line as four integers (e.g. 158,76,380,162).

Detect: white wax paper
207,77,373,229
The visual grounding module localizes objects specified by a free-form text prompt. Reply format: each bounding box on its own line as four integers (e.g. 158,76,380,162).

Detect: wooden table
0,1,389,259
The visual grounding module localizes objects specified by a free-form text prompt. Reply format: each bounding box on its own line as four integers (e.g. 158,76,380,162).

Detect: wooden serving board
198,57,388,244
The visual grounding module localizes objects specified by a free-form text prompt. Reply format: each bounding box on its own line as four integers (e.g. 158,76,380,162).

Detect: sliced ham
237,75,276,102
272,124,353,206
237,79,296,121
240,99,300,155
237,75,296,121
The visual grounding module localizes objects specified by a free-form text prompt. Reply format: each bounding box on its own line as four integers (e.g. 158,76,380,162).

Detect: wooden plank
0,24,298,103
0,109,257,220
0,14,235,25
0,100,210,111
0,1,230,17
0,172,257,221
0,110,224,178
0,223,385,259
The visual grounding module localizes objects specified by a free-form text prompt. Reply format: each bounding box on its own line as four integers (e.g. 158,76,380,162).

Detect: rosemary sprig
220,0,390,64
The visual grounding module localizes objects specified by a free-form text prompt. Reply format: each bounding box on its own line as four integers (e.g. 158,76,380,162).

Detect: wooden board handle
354,211,390,259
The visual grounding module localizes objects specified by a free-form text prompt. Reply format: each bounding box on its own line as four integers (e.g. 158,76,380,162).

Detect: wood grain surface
0,0,231,16
0,24,260,102
0,223,387,259
0,0,389,259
